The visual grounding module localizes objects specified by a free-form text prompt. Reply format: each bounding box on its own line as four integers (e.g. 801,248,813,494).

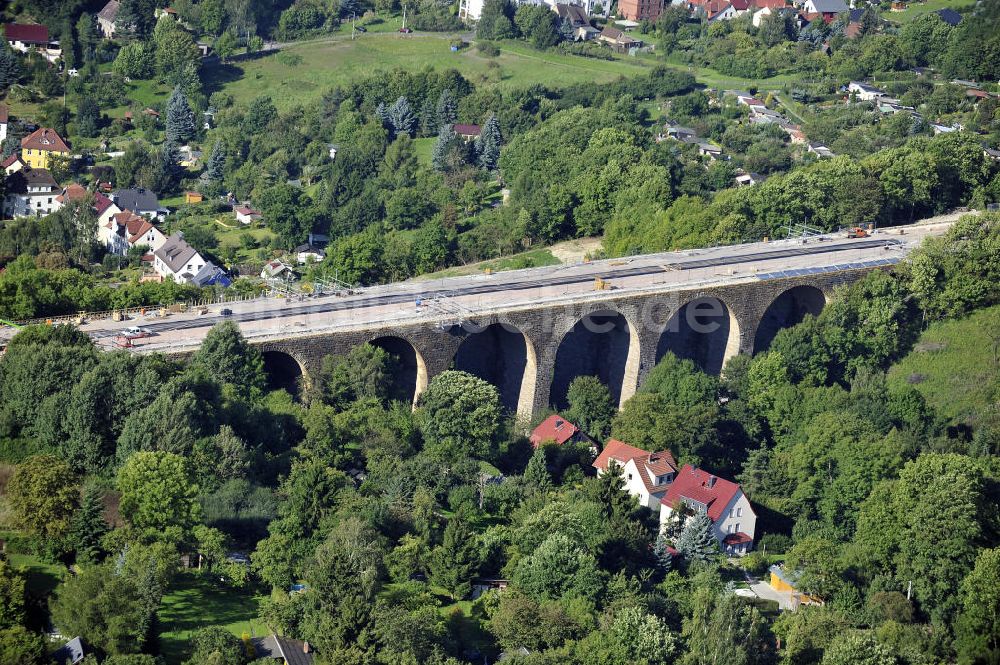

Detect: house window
627,473,632,480
729,508,734,518
727,524,733,534
735,523,740,533
737,507,742,517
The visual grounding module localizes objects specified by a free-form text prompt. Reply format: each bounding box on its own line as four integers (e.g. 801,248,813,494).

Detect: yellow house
21,127,70,170
184,191,204,204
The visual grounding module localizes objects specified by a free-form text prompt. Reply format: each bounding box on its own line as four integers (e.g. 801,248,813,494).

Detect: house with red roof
2,154,24,175
659,464,757,555
4,24,61,63
529,414,592,449
453,124,481,143
593,439,678,510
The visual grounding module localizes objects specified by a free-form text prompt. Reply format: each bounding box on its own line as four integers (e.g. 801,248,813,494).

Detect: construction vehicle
847,227,869,239
594,277,611,291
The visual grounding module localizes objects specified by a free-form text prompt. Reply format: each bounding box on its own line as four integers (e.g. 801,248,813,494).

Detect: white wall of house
598,459,665,511
659,491,756,553
4,191,59,218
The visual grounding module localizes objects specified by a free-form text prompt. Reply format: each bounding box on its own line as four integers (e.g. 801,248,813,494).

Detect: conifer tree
165,85,195,144
653,534,674,573
524,447,552,493
388,96,417,138
420,95,438,137
70,486,108,564
206,140,225,181
676,512,718,563
432,123,459,172
477,113,502,171
435,89,457,129
428,518,479,599
375,101,390,129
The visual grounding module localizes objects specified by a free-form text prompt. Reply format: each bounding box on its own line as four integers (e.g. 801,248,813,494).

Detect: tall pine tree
70,486,108,564
420,95,438,137
477,113,502,171
206,140,225,181
435,89,457,129
388,96,417,139
676,512,718,563
432,123,459,172
428,518,479,600
165,85,195,144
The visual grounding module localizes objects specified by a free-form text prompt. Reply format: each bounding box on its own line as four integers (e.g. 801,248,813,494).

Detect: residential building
4,24,61,62
97,0,120,38
734,172,765,186
112,188,163,219
935,7,962,26
191,262,232,288
801,0,847,21
2,154,24,175
529,414,592,448
848,80,885,101
593,439,678,511
0,103,7,143
3,168,60,218
598,26,640,51
807,141,834,158
251,634,314,665
618,0,664,21
20,127,70,170
554,3,600,40
185,191,204,204
51,637,85,665
454,124,482,142
295,244,326,264
154,234,209,284
261,259,296,281
234,204,263,225
659,465,757,555
459,0,486,21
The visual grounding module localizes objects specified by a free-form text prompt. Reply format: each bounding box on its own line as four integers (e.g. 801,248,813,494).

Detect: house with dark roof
593,439,678,510
3,168,60,218
252,634,315,665
51,637,85,665
154,233,210,284
801,0,847,22
598,26,640,52
2,154,24,175
660,464,757,555
555,3,600,40
529,414,592,448
97,0,121,38
295,244,326,264
935,7,962,26
4,24,61,63
112,188,164,220
453,124,482,142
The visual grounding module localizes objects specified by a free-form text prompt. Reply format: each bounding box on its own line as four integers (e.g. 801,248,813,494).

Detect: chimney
707,475,716,488
303,641,310,654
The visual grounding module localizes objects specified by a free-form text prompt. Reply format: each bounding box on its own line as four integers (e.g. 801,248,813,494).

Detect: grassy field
886,0,975,23
157,572,267,664
887,305,1000,423
7,552,65,596
202,34,650,110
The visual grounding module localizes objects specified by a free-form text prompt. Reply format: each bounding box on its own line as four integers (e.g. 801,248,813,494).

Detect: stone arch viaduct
256,269,857,420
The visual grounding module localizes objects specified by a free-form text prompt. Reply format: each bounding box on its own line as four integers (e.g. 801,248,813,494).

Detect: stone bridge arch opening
369,336,428,405
657,297,740,376
453,323,537,417
551,310,640,410
753,285,826,353
262,350,306,398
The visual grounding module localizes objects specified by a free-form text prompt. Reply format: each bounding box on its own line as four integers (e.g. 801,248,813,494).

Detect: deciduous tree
6,455,79,543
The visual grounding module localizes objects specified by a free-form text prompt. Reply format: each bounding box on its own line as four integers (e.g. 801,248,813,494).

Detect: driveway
749,579,796,611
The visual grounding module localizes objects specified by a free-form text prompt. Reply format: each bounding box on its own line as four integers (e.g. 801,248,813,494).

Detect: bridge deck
10,224,950,354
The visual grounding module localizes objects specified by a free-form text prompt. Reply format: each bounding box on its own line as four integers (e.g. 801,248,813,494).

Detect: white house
3,168,60,218
97,0,120,38
234,204,262,225
4,24,62,63
295,244,326,264
2,154,23,175
593,439,678,511
154,234,209,284
659,465,757,556
848,81,885,102
0,103,7,143
459,0,486,21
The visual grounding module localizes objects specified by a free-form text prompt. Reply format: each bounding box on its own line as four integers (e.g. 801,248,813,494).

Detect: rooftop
530,414,582,447
4,23,50,44
662,464,743,522
21,127,70,153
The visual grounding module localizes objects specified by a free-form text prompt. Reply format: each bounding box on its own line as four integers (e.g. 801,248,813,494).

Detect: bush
477,41,501,57
758,533,792,554
739,551,770,576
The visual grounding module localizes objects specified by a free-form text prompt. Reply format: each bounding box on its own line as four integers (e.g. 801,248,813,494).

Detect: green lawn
886,0,975,23
157,572,267,665
7,552,65,596
202,34,649,111
413,137,435,166
887,305,1000,423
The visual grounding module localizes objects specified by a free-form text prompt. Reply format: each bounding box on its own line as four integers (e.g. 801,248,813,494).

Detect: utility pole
906,580,912,601
352,12,356,40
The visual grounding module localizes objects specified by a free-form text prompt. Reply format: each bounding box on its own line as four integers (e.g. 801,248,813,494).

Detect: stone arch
656,296,740,376
262,350,307,398
368,335,428,406
550,309,641,410
453,323,538,419
753,285,827,354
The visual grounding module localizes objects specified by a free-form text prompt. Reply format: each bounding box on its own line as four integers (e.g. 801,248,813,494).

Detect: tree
155,139,182,193
206,141,225,181
683,591,777,665
676,513,717,564
513,533,604,601
0,45,22,91
785,537,845,600
243,96,278,135
116,142,150,189
821,632,897,665
523,446,553,493
76,97,100,138
431,124,468,172
166,85,196,144
116,0,158,38
477,113,502,171
70,486,108,564
435,89,457,129
0,559,26,630
76,13,97,63
112,41,152,79
257,183,317,249
117,452,201,539
49,565,148,655
564,376,614,440
955,547,1000,663
653,535,674,574
183,627,248,665
0,626,44,665
315,344,397,407
428,519,480,599
6,455,79,543
418,370,502,462
477,0,516,39
154,17,200,84
192,322,266,397
388,96,417,138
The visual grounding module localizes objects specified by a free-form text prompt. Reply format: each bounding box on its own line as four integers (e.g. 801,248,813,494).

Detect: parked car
398,26,412,33
220,308,233,317
355,25,367,32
